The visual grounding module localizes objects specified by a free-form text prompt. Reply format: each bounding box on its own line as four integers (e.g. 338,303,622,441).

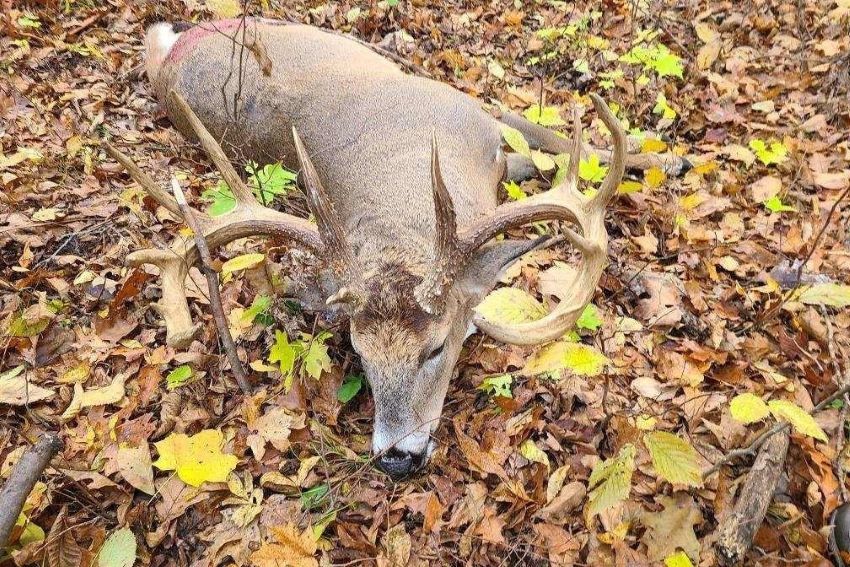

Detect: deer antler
105,91,334,347
417,93,626,345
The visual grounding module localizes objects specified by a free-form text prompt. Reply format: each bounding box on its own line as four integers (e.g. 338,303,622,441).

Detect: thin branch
0,433,63,548
170,177,252,395
704,383,850,479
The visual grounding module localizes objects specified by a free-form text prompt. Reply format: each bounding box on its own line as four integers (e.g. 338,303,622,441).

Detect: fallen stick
170,177,253,395
714,429,790,566
0,433,63,548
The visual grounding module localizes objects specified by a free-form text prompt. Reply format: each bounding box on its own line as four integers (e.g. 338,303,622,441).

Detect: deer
105,17,684,479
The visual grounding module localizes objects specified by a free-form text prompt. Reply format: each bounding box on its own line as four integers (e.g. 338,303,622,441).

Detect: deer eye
427,343,445,361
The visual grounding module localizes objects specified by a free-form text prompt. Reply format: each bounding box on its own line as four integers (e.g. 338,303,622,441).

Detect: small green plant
202,161,297,216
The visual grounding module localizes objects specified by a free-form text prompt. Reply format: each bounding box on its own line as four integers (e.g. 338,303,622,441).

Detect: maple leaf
250,523,318,567
268,330,300,387
153,430,238,487
641,494,702,562
523,342,609,377
301,331,332,380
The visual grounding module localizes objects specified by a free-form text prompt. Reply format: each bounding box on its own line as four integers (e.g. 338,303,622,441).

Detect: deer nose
377,448,425,480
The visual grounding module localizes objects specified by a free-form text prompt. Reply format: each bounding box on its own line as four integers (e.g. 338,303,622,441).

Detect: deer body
128,18,630,479
148,20,505,246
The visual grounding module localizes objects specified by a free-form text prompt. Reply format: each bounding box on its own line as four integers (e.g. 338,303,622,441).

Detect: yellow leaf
531,150,556,171
729,393,769,424
678,191,707,211
643,431,702,487
221,253,265,276
641,138,668,153
153,430,238,487
636,415,657,430
644,167,666,189
250,523,318,567
475,288,547,325
767,400,827,442
61,374,126,421
0,366,54,406
665,551,695,567
796,283,850,308
586,444,635,519
206,0,241,18
519,439,550,470
618,180,643,194
501,124,531,157
523,342,609,377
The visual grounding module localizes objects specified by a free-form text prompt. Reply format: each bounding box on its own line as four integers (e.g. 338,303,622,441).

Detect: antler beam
105,90,325,347
417,94,626,345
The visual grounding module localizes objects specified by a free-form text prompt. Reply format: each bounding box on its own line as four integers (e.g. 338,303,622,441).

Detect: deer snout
377,447,427,480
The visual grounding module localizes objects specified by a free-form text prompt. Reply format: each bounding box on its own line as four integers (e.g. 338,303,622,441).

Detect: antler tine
588,93,627,210
414,134,465,313
106,93,324,347
291,128,363,306
167,91,256,207
468,95,627,345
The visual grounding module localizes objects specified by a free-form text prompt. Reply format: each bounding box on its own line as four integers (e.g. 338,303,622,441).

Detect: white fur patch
144,23,180,81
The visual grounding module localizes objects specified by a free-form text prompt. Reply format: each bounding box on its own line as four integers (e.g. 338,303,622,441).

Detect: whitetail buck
107,18,686,479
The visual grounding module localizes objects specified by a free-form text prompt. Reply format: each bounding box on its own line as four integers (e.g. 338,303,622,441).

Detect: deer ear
456,238,543,302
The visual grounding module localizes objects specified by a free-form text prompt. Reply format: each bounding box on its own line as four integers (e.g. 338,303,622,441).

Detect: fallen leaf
153,430,238,487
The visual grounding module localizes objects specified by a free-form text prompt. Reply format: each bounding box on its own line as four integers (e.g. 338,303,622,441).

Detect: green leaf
475,288,547,325
653,92,677,120
767,400,827,441
97,528,137,567
387,0,400,6
300,483,329,510
302,331,332,381
520,439,550,470
201,182,237,217
500,125,531,157
523,104,566,127
762,195,796,213
242,295,272,324
797,283,850,307
651,45,684,78
269,330,300,389
246,161,296,204
729,393,770,424
337,373,364,403
166,365,193,390
749,139,788,166
586,444,635,518
643,431,703,487
503,180,527,201
579,154,608,183
221,253,265,276
523,342,609,377
665,551,694,567
479,374,513,398
576,304,602,331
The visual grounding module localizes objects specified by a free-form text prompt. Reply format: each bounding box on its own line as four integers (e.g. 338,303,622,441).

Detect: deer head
106,91,626,480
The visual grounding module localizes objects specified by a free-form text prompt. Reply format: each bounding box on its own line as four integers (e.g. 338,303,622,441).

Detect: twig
704,384,850,479
0,433,63,548
170,177,252,395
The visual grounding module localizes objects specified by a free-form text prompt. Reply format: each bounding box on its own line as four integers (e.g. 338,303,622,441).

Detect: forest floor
2,0,850,565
